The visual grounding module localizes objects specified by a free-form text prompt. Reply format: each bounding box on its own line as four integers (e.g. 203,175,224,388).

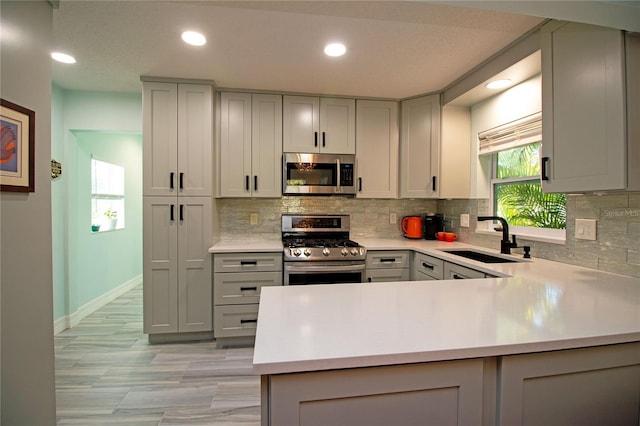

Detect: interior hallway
54,285,260,425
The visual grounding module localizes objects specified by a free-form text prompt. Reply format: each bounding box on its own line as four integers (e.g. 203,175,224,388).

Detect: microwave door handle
336,159,341,190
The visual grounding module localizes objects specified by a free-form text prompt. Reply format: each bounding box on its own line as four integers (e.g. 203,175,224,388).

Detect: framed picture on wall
0,98,35,192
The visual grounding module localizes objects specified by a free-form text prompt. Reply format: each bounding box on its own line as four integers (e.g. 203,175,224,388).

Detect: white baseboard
53,274,142,335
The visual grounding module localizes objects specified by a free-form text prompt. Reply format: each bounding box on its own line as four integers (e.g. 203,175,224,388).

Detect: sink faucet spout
477,216,517,254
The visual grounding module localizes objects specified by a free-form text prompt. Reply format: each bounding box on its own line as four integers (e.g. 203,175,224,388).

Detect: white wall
470,75,542,198
0,1,57,424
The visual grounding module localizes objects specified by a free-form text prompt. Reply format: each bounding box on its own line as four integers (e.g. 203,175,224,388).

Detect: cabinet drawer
213,252,283,273
366,268,410,283
366,251,410,269
214,271,282,305
444,262,486,280
214,304,260,338
413,252,444,280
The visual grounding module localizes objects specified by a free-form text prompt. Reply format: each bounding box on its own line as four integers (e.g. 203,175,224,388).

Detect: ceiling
51,1,640,102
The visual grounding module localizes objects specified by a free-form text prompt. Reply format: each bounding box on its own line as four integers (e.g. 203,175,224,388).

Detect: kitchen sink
440,249,520,264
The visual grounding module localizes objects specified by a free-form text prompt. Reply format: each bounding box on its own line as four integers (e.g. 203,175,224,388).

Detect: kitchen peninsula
250,240,640,426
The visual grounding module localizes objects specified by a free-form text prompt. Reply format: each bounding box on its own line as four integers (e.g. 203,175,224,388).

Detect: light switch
250,213,258,225
460,214,470,228
389,213,397,224
575,219,596,240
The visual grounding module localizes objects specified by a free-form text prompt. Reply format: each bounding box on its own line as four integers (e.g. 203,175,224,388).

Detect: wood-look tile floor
55,285,260,425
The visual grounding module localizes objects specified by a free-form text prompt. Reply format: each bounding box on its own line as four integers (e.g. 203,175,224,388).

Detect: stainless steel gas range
282,214,366,285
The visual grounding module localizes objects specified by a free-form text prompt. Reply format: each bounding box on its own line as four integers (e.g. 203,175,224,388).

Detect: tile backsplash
217,192,639,278
439,192,640,278
217,197,437,240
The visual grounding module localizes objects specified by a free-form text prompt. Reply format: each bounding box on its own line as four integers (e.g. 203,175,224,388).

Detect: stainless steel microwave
283,153,356,195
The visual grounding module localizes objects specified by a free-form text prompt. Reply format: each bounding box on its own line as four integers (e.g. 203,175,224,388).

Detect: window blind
478,112,541,155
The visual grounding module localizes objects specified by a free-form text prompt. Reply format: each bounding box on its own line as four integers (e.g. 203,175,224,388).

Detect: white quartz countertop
208,240,282,253
252,238,640,375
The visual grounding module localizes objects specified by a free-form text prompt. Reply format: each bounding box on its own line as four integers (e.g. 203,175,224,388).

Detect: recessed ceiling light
51,52,76,64
181,31,206,47
486,79,512,90
324,43,346,57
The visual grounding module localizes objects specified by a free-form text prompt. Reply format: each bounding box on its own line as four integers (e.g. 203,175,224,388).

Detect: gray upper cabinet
400,94,441,198
283,95,356,154
541,22,640,193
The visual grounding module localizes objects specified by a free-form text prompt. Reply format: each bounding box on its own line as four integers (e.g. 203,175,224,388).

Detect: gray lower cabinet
261,343,640,426
444,261,486,280
263,358,489,426
498,343,640,426
213,252,282,347
412,252,444,280
365,250,410,282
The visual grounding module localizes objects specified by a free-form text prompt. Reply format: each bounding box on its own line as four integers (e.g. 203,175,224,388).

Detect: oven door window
286,163,336,186
287,271,362,285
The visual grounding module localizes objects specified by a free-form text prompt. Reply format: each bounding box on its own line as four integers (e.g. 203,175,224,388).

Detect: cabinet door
366,250,411,269
356,100,399,198
177,197,213,333
283,95,320,152
177,84,213,196
541,22,626,192
143,196,178,334
366,268,410,283
444,262,485,280
400,94,440,198
143,83,178,196
220,92,252,197
413,252,444,280
252,94,283,197
320,98,356,154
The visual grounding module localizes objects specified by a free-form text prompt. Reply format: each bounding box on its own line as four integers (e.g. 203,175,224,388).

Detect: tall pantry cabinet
142,80,214,338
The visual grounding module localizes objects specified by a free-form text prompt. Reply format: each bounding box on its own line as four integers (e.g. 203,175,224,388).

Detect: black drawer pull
245,175,250,191
322,131,326,147
170,204,175,221
432,176,437,191
240,286,257,291
179,172,184,189
314,131,318,147
380,258,396,263
240,260,258,266
254,175,258,192
453,274,464,280
240,318,258,324
422,262,434,270
358,177,362,192
179,204,184,221
170,172,174,189
541,156,550,181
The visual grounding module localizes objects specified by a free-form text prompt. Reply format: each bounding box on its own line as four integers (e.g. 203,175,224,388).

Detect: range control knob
293,248,301,257
341,248,349,256
350,248,359,256
322,248,331,256
303,248,312,257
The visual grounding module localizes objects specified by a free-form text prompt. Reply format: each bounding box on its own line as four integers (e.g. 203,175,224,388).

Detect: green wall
51,88,142,326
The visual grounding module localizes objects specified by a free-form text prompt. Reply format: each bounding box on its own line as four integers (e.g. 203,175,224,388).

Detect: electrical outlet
250,213,258,225
575,219,596,240
389,213,397,224
460,214,470,228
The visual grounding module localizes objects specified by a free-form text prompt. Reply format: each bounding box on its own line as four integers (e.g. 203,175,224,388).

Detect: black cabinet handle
367,277,372,282
240,318,258,324
240,260,258,266
240,286,258,291
422,262,434,270
179,172,184,189
170,204,175,221
380,258,396,263
322,131,326,147
314,131,318,147
453,274,464,280
245,175,250,191
432,176,437,191
170,172,174,189
358,177,362,192
541,157,550,181
179,204,184,221
254,175,258,192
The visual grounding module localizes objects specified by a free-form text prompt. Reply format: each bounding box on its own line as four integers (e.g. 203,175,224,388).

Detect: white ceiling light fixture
324,43,346,57
51,52,76,64
486,79,512,90
181,31,206,46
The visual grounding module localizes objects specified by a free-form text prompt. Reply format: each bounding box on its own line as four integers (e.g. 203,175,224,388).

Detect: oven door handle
284,264,365,272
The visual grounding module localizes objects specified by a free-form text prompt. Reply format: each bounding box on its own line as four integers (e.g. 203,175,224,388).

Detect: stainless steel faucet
478,216,517,254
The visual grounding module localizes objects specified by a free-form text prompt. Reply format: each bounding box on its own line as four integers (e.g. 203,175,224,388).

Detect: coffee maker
423,213,444,240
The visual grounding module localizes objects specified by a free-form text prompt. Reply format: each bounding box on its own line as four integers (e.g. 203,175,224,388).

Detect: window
491,142,566,236
91,159,124,232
